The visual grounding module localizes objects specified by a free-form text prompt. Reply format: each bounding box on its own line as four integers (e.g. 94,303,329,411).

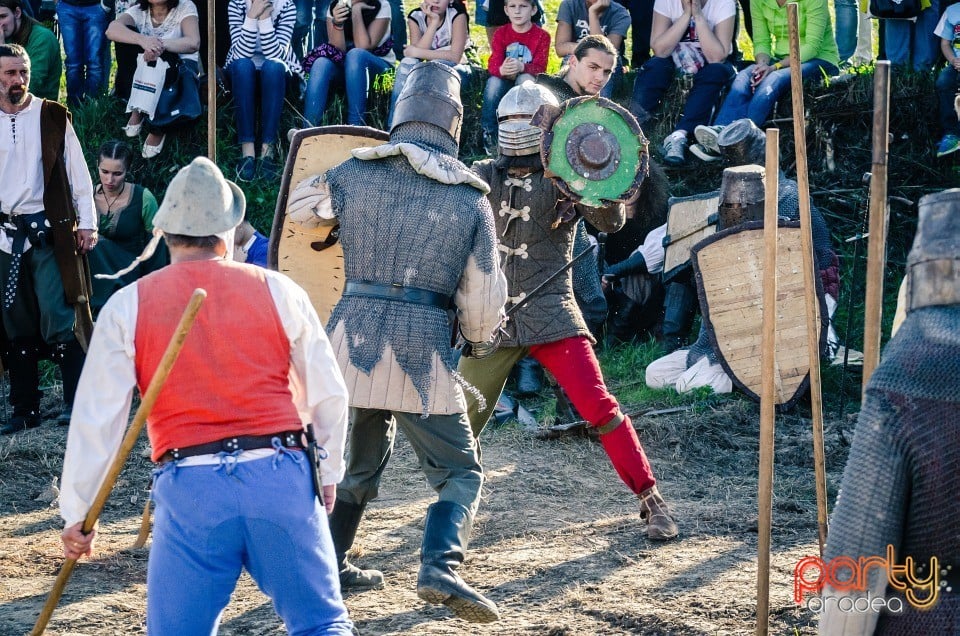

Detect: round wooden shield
268,126,389,326
538,95,649,207
691,221,827,409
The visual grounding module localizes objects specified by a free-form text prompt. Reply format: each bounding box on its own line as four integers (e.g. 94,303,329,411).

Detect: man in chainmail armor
459,81,679,542
288,61,507,623
819,189,960,635
645,118,838,394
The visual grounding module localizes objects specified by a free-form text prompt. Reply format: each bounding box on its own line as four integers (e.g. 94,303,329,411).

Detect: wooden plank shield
268,126,389,326
662,190,719,283
691,220,827,409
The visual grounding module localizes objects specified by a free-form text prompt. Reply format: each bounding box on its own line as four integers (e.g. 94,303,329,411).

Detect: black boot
327,500,384,589
52,339,86,426
0,338,42,435
659,282,698,353
514,356,543,397
416,501,500,623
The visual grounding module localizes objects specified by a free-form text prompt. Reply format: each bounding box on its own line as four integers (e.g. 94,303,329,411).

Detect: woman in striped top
225,0,301,182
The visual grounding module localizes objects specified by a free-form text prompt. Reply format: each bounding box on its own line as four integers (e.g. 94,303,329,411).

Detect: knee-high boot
0,337,42,435
52,339,86,425
417,501,500,623
326,499,384,589
660,281,698,353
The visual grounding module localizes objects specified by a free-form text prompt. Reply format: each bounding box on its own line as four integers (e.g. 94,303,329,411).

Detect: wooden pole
756,128,780,636
862,61,891,392
31,289,207,636
132,498,152,549
207,0,216,161
786,2,828,556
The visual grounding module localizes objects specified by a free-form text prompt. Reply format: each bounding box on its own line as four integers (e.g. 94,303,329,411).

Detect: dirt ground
0,388,855,635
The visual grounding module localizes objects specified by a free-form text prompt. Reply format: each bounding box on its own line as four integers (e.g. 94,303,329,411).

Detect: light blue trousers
148,447,354,635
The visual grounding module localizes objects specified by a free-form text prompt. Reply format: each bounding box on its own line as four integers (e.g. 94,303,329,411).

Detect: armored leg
416,501,500,623
660,281,698,353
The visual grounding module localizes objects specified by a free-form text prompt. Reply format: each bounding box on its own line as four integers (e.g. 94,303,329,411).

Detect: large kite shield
691,221,828,409
269,126,388,325
533,95,649,207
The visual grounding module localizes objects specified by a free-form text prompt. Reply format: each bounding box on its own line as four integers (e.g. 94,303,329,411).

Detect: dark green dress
89,184,169,313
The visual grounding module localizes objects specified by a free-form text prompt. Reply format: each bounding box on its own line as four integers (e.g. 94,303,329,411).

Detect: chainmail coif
822,306,960,634
325,129,498,412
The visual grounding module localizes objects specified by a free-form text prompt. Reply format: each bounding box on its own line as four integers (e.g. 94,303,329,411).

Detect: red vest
135,260,302,461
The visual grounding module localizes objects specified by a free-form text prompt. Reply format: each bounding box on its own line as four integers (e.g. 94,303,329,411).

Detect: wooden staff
207,0,216,161
786,2,828,555
756,127,780,636
31,289,207,636
863,61,891,392
132,497,152,549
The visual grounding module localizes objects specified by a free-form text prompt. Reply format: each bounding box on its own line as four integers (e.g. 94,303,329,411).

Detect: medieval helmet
154,156,245,236
717,164,765,230
390,61,463,143
496,81,559,156
718,118,766,167
905,188,960,312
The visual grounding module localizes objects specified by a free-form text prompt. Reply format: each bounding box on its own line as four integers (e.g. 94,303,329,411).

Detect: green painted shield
538,96,649,207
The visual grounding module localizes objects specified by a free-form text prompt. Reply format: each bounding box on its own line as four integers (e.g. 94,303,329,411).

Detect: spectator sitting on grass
300,0,394,127
554,0,630,98
0,0,60,101
690,0,838,161
629,0,735,167
480,0,550,155
225,0,300,182
934,0,960,158
386,0,469,127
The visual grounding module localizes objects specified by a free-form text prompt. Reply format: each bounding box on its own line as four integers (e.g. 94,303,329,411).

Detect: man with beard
287,61,507,623
459,81,680,542
0,45,96,435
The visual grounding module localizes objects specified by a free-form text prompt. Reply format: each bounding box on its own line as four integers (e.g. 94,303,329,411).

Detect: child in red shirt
481,0,550,154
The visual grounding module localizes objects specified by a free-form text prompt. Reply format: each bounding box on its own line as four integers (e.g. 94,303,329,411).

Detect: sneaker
689,143,721,163
258,155,281,181
936,134,960,158
694,124,724,155
661,131,688,167
236,156,256,182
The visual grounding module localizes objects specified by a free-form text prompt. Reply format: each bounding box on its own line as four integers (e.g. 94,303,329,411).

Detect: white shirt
125,0,200,63
653,0,736,72
0,96,96,253
59,266,350,526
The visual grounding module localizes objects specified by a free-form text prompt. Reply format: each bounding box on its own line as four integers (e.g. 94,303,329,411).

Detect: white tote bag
126,54,170,120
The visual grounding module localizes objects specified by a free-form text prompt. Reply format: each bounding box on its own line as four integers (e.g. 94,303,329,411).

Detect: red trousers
530,337,657,494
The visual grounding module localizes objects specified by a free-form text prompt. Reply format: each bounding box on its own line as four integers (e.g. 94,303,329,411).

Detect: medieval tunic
471,160,624,347
59,261,349,525
820,306,960,635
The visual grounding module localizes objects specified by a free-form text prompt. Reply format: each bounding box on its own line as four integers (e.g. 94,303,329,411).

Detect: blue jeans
834,0,858,63
480,73,536,136
148,450,354,635
304,48,393,126
715,59,838,127
57,1,108,105
387,57,472,128
937,66,960,137
293,0,331,59
227,58,288,145
630,56,735,133
883,0,940,71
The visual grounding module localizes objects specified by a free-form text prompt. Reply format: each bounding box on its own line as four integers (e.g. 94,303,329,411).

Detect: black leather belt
343,281,451,309
158,430,304,464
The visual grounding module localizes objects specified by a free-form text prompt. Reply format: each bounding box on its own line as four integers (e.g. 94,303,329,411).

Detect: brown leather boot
638,486,679,541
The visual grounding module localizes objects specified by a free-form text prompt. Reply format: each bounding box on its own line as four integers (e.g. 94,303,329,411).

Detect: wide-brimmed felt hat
154,157,245,236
